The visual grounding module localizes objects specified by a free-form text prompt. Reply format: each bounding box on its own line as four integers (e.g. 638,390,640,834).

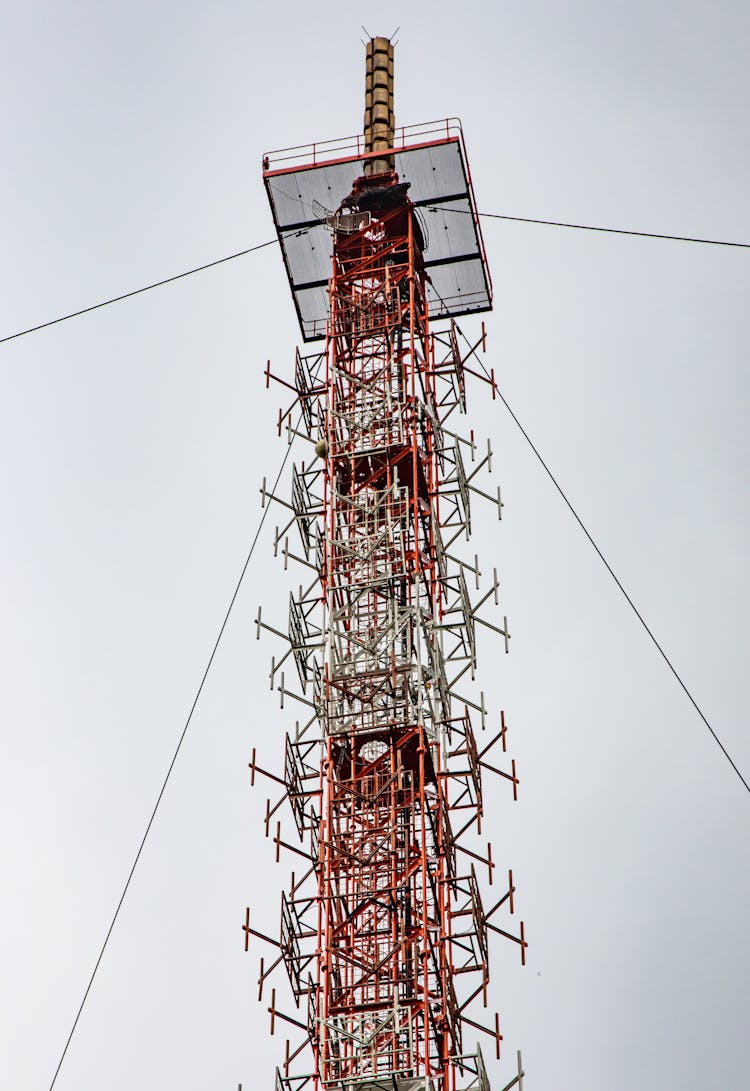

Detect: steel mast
248,36,526,1091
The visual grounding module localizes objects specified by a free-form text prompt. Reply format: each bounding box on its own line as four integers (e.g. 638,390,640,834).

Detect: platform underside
263,121,492,341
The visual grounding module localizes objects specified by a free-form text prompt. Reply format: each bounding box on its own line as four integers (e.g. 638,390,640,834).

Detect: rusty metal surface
364,37,395,175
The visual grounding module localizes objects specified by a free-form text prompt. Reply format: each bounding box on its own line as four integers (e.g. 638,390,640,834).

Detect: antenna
250,36,526,1091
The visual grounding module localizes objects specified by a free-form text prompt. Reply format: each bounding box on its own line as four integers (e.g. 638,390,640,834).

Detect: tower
248,37,526,1091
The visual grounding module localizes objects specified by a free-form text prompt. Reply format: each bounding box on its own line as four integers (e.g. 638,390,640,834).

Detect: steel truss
249,84,525,1091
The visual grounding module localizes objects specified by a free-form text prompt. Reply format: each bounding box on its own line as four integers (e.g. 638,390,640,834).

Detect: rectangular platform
263,119,493,341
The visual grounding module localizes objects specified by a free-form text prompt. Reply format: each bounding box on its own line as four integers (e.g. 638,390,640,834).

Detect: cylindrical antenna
363,36,394,175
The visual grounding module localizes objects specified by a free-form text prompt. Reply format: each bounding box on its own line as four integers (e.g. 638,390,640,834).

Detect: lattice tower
247,37,527,1091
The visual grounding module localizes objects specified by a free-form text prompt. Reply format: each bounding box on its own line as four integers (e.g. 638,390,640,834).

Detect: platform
263,119,493,341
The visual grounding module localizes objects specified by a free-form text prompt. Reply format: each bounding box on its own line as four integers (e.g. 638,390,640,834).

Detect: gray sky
1,2,748,1090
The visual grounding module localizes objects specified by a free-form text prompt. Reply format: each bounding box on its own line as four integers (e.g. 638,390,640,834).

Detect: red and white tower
248,37,526,1091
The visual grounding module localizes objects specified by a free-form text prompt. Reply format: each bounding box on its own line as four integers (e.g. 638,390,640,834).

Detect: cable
454,324,750,796
47,432,298,1091
0,238,279,347
4,205,745,352
428,206,750,249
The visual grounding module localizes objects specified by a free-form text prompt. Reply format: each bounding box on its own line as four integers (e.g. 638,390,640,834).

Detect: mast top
363,37,395,176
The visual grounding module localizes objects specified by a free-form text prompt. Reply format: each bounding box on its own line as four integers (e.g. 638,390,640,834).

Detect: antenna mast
250,37,526,1091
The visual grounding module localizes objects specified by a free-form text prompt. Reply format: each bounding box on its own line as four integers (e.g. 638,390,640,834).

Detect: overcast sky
1,3,749,1090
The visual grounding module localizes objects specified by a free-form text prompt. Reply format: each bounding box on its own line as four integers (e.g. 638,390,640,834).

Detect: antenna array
247,37,526,1091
